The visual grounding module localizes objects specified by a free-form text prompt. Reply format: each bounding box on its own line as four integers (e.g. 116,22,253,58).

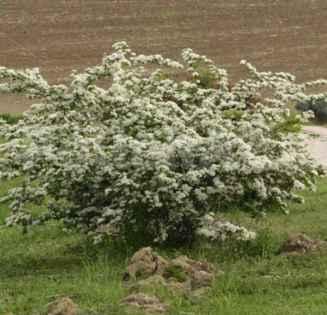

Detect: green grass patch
1,179,327,314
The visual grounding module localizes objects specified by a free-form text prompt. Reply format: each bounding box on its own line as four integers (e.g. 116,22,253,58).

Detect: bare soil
1,0,327,112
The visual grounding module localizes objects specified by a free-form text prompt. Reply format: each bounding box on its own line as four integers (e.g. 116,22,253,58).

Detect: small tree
0,42,325,245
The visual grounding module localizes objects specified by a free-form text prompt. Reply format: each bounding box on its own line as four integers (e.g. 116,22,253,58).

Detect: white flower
0,41,323,244
197,213,257,242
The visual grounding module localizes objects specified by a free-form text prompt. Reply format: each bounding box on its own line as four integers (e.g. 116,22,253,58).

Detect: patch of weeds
241,228,281,258
273,113,302,135
222,109,244,121
163,265,188,282
0,113,22,125
215,228,280,261
194,65,217,89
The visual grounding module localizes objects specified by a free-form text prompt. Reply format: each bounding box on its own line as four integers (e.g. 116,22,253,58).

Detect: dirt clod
47,297,78,315
170,255,215,289
121,293,168,314
124,247,170,281
124,247,219,300
280,233,326,255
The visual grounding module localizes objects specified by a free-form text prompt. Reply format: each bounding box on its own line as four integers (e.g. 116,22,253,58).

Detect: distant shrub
313,99,327,122
0,42,325,245
296,97,327,123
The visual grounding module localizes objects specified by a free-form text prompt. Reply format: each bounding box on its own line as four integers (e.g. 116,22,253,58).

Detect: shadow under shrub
0,42,325,246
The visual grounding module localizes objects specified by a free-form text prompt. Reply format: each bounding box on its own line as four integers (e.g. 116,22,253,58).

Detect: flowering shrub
197,213,256,242
0,42,325,244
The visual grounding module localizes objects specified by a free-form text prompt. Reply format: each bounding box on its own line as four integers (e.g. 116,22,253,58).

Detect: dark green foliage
296,98,327,123
191,63,217,89
313,100,327,122
222,109,244,121
0,112,22,125
296,101,311,112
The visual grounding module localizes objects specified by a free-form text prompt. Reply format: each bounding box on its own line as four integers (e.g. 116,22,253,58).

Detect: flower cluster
197,213,256,242
0,42,325,244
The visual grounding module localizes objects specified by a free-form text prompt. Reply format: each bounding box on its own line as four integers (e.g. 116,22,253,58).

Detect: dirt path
304,126,327,167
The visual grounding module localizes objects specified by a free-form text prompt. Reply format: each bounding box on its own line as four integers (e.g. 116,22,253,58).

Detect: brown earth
1,0,327,112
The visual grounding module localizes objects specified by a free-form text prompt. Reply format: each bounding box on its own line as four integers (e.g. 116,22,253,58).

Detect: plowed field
1,0,327,112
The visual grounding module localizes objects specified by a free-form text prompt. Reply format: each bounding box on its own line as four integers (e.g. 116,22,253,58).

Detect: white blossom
197,213,257,242
0,42,325,244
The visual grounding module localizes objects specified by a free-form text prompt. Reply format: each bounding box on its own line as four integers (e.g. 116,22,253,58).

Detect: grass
1,178,327,314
